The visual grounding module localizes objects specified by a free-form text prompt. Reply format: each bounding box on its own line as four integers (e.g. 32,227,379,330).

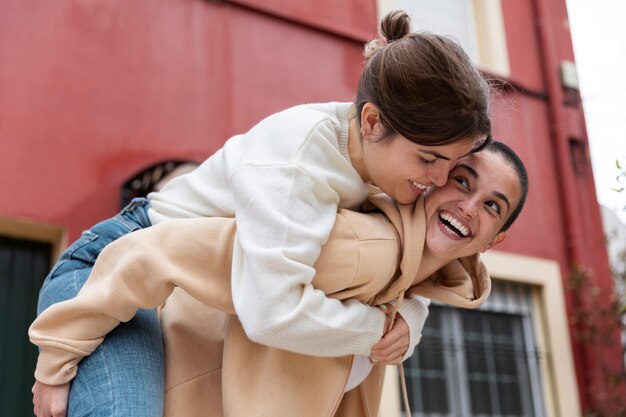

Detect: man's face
423,150,522,259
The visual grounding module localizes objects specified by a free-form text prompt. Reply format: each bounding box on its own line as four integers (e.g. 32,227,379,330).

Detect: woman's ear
481,232,507,252
360,103,383,139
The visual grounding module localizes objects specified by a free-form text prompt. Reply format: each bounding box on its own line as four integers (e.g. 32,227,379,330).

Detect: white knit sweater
148,102,427,357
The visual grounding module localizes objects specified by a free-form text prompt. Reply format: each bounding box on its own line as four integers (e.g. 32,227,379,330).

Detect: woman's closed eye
418,156,437,165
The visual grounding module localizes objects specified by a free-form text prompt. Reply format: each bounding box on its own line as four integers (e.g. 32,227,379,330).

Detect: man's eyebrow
457,163,511,211
420,150,451,161
494,191,511,212
457,163,478,178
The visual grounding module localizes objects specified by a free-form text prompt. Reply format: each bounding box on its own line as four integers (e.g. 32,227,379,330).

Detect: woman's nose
428,166,449,187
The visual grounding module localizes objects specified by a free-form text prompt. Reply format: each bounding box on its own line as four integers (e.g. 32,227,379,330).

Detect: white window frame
376,0,511,76
404,283,545,417
380,250,582,417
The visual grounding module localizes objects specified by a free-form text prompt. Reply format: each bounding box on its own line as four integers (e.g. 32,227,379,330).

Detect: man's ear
360,103,383,138
482,232,506,252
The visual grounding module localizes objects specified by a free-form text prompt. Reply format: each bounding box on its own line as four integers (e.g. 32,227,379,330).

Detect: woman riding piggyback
33,9,493,417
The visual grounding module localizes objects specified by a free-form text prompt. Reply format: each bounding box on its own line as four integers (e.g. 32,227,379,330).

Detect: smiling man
423,143,526,263
30,140,528,417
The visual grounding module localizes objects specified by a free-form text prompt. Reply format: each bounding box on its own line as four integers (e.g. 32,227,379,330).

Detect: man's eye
418,157,437,165
453,176,469,189
486,200,501,214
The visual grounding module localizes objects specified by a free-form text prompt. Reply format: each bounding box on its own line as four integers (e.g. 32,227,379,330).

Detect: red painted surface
1,0,622,413
501,0,625,412
490,94,569,261
230,0,377,40
0,0,370,238
500,0,545,91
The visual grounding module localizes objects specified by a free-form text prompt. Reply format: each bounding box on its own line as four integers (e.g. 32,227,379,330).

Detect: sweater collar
334,102,353,164
345,104,370,183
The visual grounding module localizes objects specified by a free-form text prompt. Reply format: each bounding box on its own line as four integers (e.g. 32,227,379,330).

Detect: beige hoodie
30,192,490,417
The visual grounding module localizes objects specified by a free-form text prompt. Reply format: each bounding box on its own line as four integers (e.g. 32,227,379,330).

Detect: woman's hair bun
380,10,411,42
357,9,492,149
363,10,412,60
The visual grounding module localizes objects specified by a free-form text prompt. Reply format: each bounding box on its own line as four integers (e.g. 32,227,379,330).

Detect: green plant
612,157,626,326
613,159,626,212
574,158,626,416
567,263,626,417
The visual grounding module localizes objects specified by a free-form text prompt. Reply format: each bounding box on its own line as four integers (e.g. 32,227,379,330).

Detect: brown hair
484,140,529,232
356,10,492,150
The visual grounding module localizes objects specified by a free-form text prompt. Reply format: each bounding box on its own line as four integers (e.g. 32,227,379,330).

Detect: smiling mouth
439,212,469,238
410,180,429,192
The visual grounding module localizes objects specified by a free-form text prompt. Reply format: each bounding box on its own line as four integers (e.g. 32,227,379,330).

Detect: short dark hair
484,140,529,232
355,10,492,147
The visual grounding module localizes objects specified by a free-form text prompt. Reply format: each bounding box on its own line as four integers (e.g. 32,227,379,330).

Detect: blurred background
1,1,625,416
567,0,626,225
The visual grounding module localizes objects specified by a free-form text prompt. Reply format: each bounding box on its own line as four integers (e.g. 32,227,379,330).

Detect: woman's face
361,134,478,205
423,151,521,259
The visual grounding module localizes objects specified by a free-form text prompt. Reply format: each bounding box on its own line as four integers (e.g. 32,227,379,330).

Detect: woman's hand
369,313,409,365
32,381,70,417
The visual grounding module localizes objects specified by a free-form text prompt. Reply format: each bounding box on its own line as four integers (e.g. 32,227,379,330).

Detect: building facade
1,0,623,415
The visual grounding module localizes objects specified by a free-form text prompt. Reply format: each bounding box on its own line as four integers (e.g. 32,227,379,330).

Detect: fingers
371,315,408,351
49,399,68,417
32,381,69,417
370,314,409,365
370,339,407,364
32,383,38,417
370,345,406,364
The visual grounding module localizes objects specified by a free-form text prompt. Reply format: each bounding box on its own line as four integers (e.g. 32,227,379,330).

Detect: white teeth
443,224,458,236
410,180,428,190
440,213,469,237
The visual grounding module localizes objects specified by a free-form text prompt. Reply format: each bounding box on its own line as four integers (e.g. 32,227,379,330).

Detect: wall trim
476,251,579,417
380,250,581,417
0,216,67,266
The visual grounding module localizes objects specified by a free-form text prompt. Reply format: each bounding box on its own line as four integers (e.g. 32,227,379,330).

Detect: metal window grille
120,160,197,208
403,280,546,417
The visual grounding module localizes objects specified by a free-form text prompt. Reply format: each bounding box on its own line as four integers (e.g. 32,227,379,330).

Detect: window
379,251,582,417
377,0,510,76
120,160,198,208
394,0,479,61
404,281,546,417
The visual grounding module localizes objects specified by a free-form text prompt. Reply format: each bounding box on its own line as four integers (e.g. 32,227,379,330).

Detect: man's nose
457,198,479,218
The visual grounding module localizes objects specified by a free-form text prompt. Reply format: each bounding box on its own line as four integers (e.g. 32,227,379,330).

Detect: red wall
1,0,622,413
0,0,373,236
499,0,624,412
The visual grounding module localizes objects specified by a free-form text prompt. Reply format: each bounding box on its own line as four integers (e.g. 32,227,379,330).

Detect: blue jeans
37,198,164,417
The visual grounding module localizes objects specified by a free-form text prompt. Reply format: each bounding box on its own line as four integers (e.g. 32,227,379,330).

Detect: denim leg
36,199,164,417
69,300,163,416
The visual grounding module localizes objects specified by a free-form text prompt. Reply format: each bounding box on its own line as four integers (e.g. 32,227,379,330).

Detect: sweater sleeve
229,163,387,356
29,217,239,385
29,229,179,385
398,295,430,360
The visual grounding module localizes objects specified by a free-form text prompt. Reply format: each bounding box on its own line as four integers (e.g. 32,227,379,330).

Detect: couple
30,9,527,417
31,140,528,416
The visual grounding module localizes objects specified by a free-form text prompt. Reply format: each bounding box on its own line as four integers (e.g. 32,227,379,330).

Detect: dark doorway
0,236,51,417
